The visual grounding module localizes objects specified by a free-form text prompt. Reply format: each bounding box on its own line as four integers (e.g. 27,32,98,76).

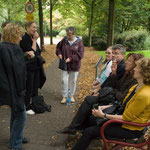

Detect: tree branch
83,0,90,5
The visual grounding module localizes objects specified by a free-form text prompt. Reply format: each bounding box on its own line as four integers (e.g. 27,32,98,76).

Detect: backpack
31,96,51,113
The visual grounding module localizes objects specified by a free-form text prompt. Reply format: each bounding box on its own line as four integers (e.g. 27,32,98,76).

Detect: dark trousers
72,123,143,150
25,70,40,110
9,106,27,149
69,96,98,129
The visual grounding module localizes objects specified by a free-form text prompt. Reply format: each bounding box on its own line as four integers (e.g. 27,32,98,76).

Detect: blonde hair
2,23,24,44
25,21,36,30
136,58,150,85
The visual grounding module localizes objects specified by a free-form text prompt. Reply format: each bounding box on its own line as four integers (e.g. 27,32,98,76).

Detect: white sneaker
71,97,75,103
26,109,35,115
61,98,67,104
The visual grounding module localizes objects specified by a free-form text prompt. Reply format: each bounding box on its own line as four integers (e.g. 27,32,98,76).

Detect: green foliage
96,50,150,58
52,30,59,37
115,30,150,51
82,34,107,50
84,30,150,51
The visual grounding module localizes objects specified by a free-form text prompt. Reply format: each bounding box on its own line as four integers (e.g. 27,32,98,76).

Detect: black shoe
22,137,30,144
56,127,76,134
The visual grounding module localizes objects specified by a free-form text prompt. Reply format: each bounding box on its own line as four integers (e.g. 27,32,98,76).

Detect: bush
82,35,88,46
114,30,150,51
92,36,107,50
82,35,107,50
52,30,59,37
83,30,150,51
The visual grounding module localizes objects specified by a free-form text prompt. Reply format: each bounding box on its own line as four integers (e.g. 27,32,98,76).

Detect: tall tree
83,0,96,47
38,0,44,50
107,0,115,47
49,0,58,45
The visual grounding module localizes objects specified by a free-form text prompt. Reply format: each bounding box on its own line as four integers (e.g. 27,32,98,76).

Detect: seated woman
91,46,112,96
72,57,150,150
57,53,143,134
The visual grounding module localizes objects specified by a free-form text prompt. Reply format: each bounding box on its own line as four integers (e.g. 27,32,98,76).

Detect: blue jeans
9,107,27,149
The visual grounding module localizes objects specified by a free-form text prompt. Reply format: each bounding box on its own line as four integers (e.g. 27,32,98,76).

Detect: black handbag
95,86,137,126
58,59,67,70
97,86,116,105
95,104,120,126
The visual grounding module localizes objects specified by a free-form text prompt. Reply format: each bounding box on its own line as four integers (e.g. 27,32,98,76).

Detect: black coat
101,59,125,88
0,42,26,114
20,32,46,89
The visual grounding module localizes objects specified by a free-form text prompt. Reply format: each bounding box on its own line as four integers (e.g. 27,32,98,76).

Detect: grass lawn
96,50,150,59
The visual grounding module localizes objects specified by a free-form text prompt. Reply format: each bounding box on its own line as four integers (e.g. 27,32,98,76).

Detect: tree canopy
0,0,150,48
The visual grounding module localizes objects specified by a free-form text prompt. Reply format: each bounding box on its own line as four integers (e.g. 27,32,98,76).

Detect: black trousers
24,70,40,110
72,123,143,150
69,95,99,129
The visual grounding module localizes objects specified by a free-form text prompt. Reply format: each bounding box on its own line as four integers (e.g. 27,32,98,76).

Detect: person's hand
111,59,117,75
92,87,101,96
92,106,104,118
27,51,35,58
93,80,99,86
100,105,111,111
92,83,101,90
66,58,71,63
33,32,39,41
58,54,62,59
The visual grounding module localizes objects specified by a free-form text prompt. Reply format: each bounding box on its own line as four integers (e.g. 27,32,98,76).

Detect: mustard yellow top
122,84,150,131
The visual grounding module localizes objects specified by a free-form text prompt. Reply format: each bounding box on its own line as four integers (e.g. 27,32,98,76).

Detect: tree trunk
8,9,11,21
38,0,45,51
107,0,115,47
147,17,150,31
88,0,94,47
50,0,53,45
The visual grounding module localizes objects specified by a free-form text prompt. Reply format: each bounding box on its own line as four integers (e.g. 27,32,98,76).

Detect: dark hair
66,26,76,35
112,44,126,55
126,53,144,75
25,21,36,30
1,21,9,29
126,53,144,62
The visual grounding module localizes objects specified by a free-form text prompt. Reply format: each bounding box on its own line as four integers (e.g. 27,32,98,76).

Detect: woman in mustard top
72,57,150,150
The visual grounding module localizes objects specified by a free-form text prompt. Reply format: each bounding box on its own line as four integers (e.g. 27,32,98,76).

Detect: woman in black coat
0,23,26,150
20,21,46,115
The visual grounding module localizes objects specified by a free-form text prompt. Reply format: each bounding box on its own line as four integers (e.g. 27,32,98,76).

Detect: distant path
37,37,63,45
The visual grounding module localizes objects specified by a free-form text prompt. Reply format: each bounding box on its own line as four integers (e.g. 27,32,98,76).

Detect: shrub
114,30,150,51
82,35,89,46
82,35,107,50
52,30,59,37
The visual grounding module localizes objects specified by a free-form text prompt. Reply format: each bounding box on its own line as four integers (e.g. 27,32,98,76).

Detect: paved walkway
0,59,77,150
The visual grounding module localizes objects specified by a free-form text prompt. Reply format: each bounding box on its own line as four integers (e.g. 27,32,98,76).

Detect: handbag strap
121,86,137,112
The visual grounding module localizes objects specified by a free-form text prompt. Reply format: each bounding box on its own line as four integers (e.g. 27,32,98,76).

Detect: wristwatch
104,113,107,119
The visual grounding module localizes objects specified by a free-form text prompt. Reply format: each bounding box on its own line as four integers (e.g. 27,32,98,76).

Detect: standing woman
56,27,84,104
20,21,46,115
0,23,26,150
